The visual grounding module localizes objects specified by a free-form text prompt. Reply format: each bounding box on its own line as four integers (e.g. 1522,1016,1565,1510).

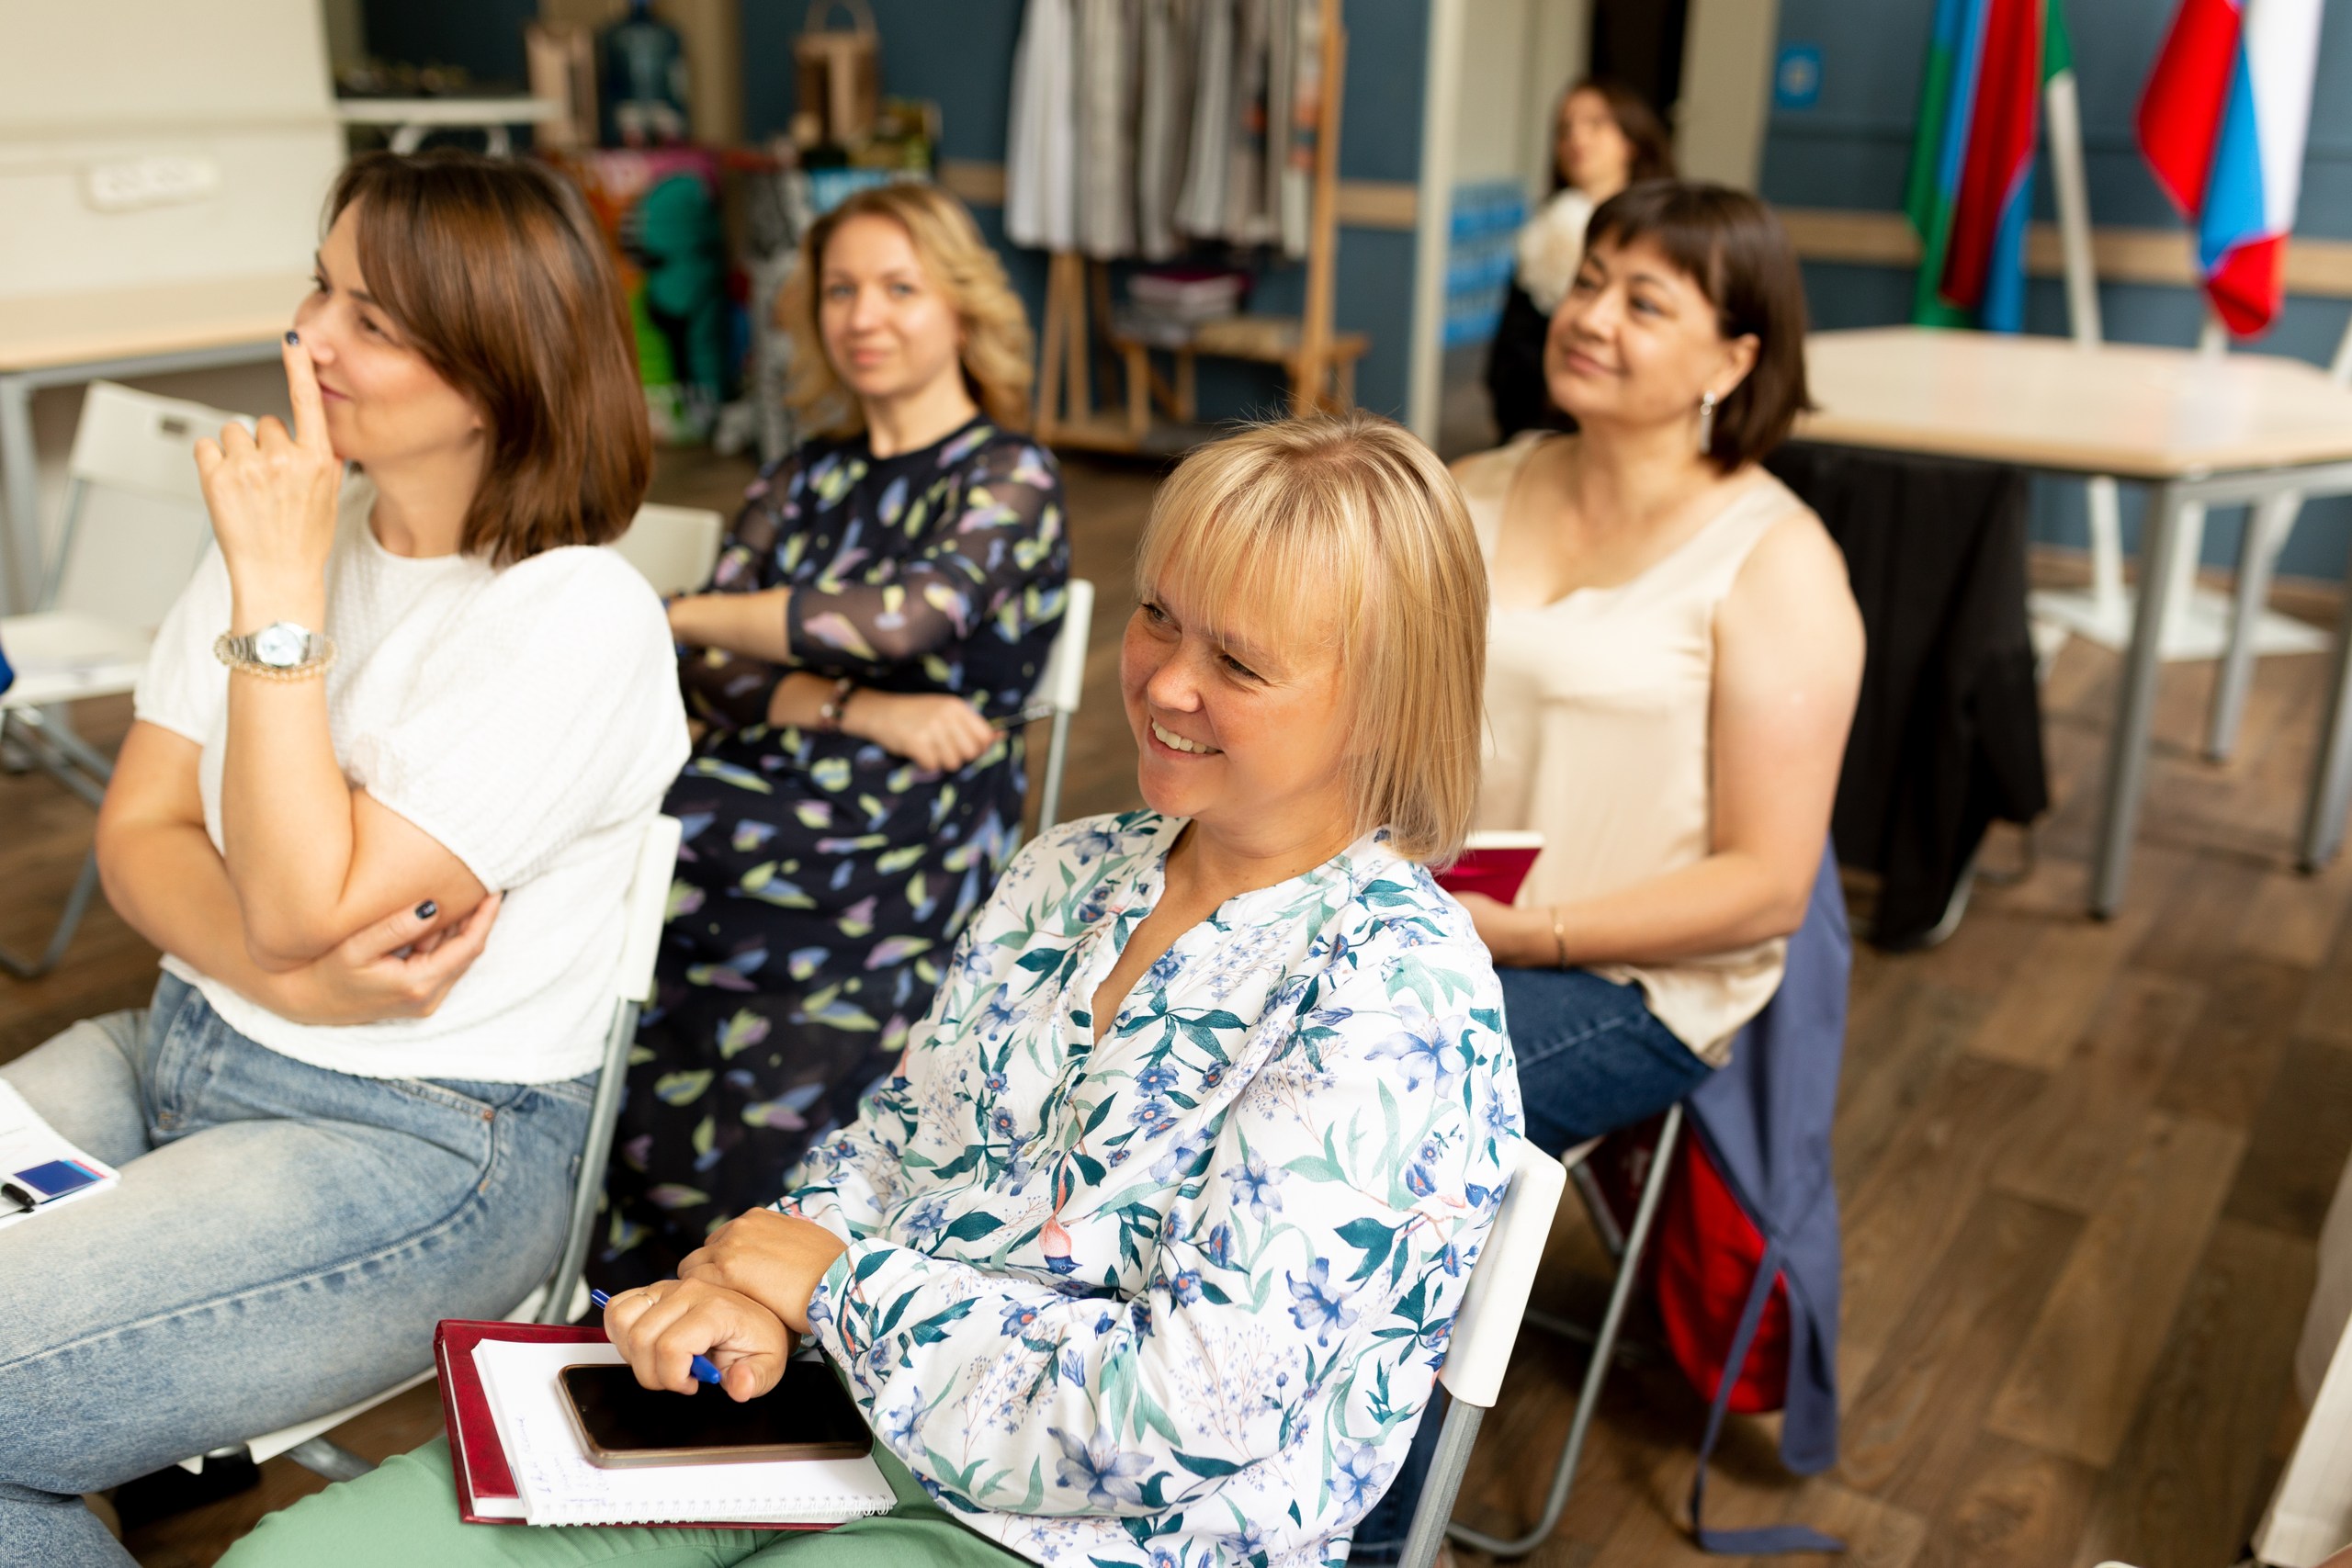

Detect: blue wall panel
1766,0,2352,580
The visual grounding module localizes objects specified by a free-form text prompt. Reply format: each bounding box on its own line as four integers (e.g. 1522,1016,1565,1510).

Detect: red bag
1591,1121,1790,1415
1652,1132,1789,1414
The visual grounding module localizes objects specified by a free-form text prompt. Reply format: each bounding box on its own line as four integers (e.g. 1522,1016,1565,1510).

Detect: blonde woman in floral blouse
225,414,1523,1568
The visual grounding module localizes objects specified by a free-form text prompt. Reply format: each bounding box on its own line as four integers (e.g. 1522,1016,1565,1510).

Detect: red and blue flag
2138,0,2324,338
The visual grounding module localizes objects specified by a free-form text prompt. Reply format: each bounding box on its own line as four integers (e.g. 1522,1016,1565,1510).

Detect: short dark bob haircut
326,151,651,566
1584,179,1812,474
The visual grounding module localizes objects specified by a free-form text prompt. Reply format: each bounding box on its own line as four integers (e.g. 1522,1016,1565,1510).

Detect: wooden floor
6,446,2351,1568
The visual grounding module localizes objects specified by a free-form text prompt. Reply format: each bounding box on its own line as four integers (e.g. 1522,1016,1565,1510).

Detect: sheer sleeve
785,438,1064,678
677,457,802,737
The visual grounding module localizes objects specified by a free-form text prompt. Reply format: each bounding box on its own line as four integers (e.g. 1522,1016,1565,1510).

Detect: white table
0,272,307,615
333,97,565,156
1800,327,2352,916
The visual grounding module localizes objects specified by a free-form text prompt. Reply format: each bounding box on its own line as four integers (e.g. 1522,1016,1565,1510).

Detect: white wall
1675,0,1780,190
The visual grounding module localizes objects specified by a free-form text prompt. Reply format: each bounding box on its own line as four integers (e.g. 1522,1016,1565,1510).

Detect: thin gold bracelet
1550,906,1569,968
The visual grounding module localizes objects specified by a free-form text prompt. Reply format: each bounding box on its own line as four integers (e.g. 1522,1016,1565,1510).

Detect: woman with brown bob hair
1461,179,1857,1148
1355,178,1861,1561
598,182,1069,1288
0,150,686,1565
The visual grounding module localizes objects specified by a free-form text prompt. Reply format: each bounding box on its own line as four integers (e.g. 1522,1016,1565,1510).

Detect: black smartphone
558,1359,874,1468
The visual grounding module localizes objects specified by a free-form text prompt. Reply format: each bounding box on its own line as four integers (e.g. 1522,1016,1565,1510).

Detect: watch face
254,623,308,667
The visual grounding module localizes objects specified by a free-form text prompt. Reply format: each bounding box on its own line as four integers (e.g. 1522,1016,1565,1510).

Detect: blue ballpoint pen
588,1288,722,1385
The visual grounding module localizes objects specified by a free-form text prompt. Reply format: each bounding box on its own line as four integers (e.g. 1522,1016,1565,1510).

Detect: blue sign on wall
1775,42,1824,109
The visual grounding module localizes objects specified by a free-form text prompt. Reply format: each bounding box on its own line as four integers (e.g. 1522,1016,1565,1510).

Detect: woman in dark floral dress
596,185,1069,1286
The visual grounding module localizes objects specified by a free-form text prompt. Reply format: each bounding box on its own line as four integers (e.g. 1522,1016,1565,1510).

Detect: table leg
2299,599,2352,871
0,373,37,615
2090,479,2188,918
2209,491,2300,761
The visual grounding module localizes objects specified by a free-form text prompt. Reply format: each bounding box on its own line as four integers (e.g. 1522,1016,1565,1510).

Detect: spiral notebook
464,1336,896,1529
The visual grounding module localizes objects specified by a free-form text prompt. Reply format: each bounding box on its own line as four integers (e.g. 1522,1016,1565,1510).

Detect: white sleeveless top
1458,433,1808,1059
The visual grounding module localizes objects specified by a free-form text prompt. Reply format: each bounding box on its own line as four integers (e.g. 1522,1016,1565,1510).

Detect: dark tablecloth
1764,441,2051,949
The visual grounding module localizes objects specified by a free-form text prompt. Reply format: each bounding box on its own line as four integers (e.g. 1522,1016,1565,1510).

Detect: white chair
1397,1141,1569,1568
1030,577,1093,833
182,813,684,1483
1,382,251,978
1442,1108,1684,1557
609,502,724,598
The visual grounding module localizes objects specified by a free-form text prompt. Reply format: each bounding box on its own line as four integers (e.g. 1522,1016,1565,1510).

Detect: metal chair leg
1398,1398,1487,1568
1448,1104,1684,1558
0,849,101,980
283,1438,374,1483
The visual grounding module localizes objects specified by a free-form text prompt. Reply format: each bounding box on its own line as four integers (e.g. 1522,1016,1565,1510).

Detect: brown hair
1135,413,1487,865
326,150,650,566
776,183,1035,438
1557,78,1677,194
1585,179,1813,471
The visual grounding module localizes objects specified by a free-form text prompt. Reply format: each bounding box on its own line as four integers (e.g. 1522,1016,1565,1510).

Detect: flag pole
2041,66,2128,627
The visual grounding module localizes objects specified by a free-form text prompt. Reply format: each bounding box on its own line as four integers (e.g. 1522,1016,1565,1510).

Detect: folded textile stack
1116,265,1250,344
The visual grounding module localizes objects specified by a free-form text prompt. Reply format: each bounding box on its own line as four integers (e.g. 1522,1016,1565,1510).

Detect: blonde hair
1135,412,1488,865
776,183,1034,438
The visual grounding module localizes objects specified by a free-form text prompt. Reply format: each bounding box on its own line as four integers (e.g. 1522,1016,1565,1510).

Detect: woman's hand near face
603,1279,793,1403
678,1208,849,1336
195,335,344,615
840,690,996,773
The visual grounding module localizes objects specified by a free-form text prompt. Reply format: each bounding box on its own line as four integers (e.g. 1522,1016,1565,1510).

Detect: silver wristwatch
213,620,336,680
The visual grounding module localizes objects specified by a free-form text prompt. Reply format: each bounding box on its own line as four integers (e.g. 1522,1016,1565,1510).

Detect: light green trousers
219,1437,1029,1568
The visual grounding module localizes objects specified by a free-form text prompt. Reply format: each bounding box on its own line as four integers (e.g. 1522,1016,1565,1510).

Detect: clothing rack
1033,0,1365,451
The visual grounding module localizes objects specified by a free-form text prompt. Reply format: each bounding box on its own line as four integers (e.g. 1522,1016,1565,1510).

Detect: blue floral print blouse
786,810,1523,1568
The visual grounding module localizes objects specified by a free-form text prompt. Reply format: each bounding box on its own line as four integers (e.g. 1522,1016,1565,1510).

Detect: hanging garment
1221,0,1274,244
1263,0,1294,249
1134,0,1194,260
1279,0,1319,256
1005,0,1078,250
1672,843,1849,1553
1073,0,1139,258
1173,0,1234,238
1763,441,2050,948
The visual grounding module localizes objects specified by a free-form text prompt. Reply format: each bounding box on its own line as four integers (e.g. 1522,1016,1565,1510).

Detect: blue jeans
1349,965,1711,1563
0,975,593,1568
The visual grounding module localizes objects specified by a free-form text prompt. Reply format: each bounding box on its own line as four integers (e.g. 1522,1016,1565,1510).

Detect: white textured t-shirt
133,473,689,1083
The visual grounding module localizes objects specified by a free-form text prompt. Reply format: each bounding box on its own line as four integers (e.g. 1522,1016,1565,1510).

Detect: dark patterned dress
595,415,1069,1286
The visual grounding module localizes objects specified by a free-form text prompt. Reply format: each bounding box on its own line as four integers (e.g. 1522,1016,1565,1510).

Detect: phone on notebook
559,1359,873,1468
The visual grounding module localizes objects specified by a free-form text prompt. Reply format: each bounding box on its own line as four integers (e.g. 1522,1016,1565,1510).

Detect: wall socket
83,154,220,213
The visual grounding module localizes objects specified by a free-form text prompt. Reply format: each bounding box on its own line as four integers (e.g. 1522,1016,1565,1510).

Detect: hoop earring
1696,389,1720,456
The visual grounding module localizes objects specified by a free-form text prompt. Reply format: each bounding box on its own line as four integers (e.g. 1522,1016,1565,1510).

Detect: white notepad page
0,1081,120,1234
472,1339,896,1528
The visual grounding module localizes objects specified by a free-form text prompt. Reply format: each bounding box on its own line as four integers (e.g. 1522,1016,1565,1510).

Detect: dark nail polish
284,330,300,345
415,900,437,920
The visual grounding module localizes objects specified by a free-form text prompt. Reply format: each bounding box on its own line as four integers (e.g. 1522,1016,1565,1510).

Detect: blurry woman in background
1485,78,1675,442
599,184,1069,1288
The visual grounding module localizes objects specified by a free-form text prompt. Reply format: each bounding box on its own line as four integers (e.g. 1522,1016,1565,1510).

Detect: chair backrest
68,381,249,502
1437,1141,1567,1409
1036,578,1094,716
613,813,684,1005
610,503,724,598
49,381,253,616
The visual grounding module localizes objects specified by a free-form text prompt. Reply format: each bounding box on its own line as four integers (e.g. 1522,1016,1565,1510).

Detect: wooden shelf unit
1034,0,1360,451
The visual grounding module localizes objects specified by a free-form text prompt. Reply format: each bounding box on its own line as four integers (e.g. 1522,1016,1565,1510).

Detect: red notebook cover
1432,830,1544,905
435,1318,830,1531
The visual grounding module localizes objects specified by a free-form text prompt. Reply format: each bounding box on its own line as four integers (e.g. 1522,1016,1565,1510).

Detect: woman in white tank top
1451,182,1864,1158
